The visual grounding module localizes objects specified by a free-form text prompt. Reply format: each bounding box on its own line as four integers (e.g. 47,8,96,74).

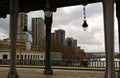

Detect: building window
31,55,32,60
17,55,19,59
21,55,23,60
3,54,8,59
41,55,43,59
25,55,26,60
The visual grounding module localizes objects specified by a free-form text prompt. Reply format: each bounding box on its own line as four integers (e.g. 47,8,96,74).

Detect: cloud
51,3,105,52
87,3,103,18
0,3,119,52
0,15,9,39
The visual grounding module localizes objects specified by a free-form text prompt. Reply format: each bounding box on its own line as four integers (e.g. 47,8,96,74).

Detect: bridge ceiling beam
0,0,103,18
0,0,120,18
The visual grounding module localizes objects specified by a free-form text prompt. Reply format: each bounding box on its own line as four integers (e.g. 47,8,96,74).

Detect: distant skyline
0,3,119,52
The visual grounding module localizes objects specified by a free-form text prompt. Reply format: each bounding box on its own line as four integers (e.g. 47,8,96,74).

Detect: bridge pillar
116,1,120,78
102,0,116,78
43,11,53,75
7,0,19,78
43,0,53,75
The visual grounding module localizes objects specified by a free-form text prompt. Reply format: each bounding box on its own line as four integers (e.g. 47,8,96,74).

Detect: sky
0,3,119,53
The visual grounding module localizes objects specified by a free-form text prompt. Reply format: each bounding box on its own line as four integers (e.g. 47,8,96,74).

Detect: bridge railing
0,59,119,69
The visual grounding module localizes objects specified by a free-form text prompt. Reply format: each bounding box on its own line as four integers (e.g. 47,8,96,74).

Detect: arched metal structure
0,0,119,78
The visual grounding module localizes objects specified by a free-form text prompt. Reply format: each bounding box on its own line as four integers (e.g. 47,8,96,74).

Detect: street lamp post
43,10,53,75
7,0,19,78
43,0,54,75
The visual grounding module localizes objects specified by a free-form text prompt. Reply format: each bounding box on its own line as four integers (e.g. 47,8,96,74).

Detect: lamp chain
83,5,86,20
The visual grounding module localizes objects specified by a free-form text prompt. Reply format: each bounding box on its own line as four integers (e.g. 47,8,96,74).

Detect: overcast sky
0,3,119,53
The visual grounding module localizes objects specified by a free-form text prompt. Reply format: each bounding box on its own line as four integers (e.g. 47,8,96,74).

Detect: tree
50,38,76,60
41,38,87,60
75,49,86,60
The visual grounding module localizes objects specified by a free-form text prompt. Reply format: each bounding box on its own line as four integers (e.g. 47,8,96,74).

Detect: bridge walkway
0,66,119,78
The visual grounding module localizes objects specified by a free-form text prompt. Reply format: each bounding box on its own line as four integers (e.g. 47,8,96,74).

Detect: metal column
116,1,120,78
7,0,19,78
102,0,116,78
43,0,53,75
43,12,53,75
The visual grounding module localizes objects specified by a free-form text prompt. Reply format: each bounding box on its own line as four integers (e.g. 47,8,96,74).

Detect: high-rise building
55,29,65,44
32,18,45,51
17,12,27,33
77,46,81,52
17,12,29,43
73,39,77,49
73,39,79,52
65,37,80,52
65,37,73,47
65,37,78,50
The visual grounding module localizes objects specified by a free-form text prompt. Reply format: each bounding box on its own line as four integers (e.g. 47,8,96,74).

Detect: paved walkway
0,65,106,71
0,67,106,78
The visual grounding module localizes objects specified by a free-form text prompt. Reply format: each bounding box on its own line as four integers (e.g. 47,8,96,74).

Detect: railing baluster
0,59,119,71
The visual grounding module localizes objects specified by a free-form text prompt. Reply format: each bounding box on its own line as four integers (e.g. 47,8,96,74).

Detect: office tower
65,37,74,47
73,39,79,51
55,29,65,44
18,12,27,33
32,18,45,51
73,39,77,49
77,46,81,52
17,12,28,43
